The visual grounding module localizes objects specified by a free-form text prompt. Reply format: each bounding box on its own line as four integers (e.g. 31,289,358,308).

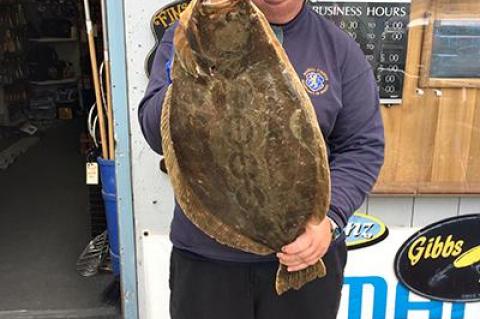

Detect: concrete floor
0,120,119,318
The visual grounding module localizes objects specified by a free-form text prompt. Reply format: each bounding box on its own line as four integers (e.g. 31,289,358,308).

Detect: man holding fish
139,0,384,318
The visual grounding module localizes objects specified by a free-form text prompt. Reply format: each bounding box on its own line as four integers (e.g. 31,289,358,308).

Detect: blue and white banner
339,228,480,319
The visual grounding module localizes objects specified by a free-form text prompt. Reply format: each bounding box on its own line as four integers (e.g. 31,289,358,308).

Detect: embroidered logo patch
302,68,329,95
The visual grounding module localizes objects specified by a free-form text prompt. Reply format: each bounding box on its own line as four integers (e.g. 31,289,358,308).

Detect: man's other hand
276,217,332,272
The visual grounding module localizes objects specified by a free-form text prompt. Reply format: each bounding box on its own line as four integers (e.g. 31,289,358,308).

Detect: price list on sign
307,0,411,104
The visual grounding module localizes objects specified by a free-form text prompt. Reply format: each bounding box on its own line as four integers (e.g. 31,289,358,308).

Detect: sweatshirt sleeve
326,41,385,229
138,25,176,155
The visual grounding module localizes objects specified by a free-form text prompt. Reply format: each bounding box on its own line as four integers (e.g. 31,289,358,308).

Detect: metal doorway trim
106,0,139,318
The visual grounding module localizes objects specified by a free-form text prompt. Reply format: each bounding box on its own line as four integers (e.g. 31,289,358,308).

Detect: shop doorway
0,0,119,317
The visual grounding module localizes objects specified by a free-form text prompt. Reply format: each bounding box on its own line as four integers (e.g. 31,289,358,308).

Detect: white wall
123,1,173,318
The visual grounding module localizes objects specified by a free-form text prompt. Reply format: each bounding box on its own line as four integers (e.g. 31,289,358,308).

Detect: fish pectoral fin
275,259,327,295
174,23,198,78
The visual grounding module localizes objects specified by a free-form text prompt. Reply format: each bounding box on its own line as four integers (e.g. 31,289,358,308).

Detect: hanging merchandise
7,0,85,125
27,0,78,39
0,2,28,126
27,45,75,81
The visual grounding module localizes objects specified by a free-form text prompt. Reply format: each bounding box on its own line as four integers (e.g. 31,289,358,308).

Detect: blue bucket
97,157,116,194
101,190,120,276
98,157,120,276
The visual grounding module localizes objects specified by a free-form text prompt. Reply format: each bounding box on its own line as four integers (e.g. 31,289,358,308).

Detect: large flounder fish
161,0,331,294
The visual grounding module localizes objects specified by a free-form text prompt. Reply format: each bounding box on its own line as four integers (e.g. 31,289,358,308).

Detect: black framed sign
307,0,411,104
145,0,191,77
395,214,480,302
430,20,480,79
420,17,480,88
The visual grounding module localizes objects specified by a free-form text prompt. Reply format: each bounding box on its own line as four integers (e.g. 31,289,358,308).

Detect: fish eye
209,65,217,75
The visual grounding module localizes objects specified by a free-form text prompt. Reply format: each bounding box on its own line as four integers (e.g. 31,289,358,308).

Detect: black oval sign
395,214,480,302
145,0,191,77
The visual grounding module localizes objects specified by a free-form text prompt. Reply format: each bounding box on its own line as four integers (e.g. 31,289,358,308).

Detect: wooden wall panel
430,89,477,182
466,96,480,182
435,0,480,15
377,106,401,184
374,0,480,195
376,0,433,193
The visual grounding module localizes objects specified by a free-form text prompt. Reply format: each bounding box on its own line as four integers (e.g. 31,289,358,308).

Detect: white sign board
141,228,480,319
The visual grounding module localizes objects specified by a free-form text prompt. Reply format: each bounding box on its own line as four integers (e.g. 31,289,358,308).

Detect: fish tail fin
275,259,327,295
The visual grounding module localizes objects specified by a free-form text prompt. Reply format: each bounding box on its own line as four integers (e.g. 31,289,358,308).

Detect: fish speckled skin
161,0,330,294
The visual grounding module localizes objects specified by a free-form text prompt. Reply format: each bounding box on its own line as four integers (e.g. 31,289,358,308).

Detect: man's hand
276,217,332,272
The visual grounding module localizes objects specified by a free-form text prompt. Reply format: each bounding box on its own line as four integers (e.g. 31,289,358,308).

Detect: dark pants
169,240,347,319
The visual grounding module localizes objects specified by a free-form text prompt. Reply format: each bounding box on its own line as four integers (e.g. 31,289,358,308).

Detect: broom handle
101,0,115,160
104,58,115,160
84,0,108,159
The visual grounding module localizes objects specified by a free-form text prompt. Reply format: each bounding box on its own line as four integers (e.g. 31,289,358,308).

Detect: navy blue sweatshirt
138,4,385,262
